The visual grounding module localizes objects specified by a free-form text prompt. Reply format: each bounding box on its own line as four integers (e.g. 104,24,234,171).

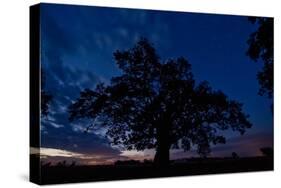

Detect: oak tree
68,39,252,165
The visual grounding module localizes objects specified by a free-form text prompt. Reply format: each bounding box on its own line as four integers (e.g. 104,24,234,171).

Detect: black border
30,4,41,185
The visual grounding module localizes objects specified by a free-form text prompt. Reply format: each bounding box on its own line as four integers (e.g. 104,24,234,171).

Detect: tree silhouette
68,38,252,166
246,17,273,104
41,70,53,116
231,152,239,159
260,147,273,157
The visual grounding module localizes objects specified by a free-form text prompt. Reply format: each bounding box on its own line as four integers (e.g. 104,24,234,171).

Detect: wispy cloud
120,149,155,161
32,147,129,165
40,147,84,158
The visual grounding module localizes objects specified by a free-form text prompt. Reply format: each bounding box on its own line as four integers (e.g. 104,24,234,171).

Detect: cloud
40,147,84,158
49,122,64,128
37,147,155,165
33,147,129,165
120,149,155,161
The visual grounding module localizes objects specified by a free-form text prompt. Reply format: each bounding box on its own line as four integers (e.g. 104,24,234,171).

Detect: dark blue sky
39,3,273,164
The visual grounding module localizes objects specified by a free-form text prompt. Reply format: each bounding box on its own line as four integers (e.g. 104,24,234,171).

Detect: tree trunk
154,122,170,166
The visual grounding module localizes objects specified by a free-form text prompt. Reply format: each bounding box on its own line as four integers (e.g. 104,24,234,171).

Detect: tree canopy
41,70,53,117
246,17,273,100
68,38,252,165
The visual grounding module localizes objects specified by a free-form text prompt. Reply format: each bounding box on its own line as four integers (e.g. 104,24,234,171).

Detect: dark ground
34,156,273,185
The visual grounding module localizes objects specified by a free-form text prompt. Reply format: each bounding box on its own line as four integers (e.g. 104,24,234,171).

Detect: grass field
34,156,273,185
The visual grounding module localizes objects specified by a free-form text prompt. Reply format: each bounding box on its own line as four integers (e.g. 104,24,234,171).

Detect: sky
38,3,273,165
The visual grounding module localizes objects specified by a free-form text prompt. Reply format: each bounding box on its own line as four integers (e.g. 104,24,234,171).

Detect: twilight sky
38,3,273,165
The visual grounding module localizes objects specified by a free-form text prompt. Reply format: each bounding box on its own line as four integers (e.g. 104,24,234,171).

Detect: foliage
41,70,53,116
247,17,273,99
